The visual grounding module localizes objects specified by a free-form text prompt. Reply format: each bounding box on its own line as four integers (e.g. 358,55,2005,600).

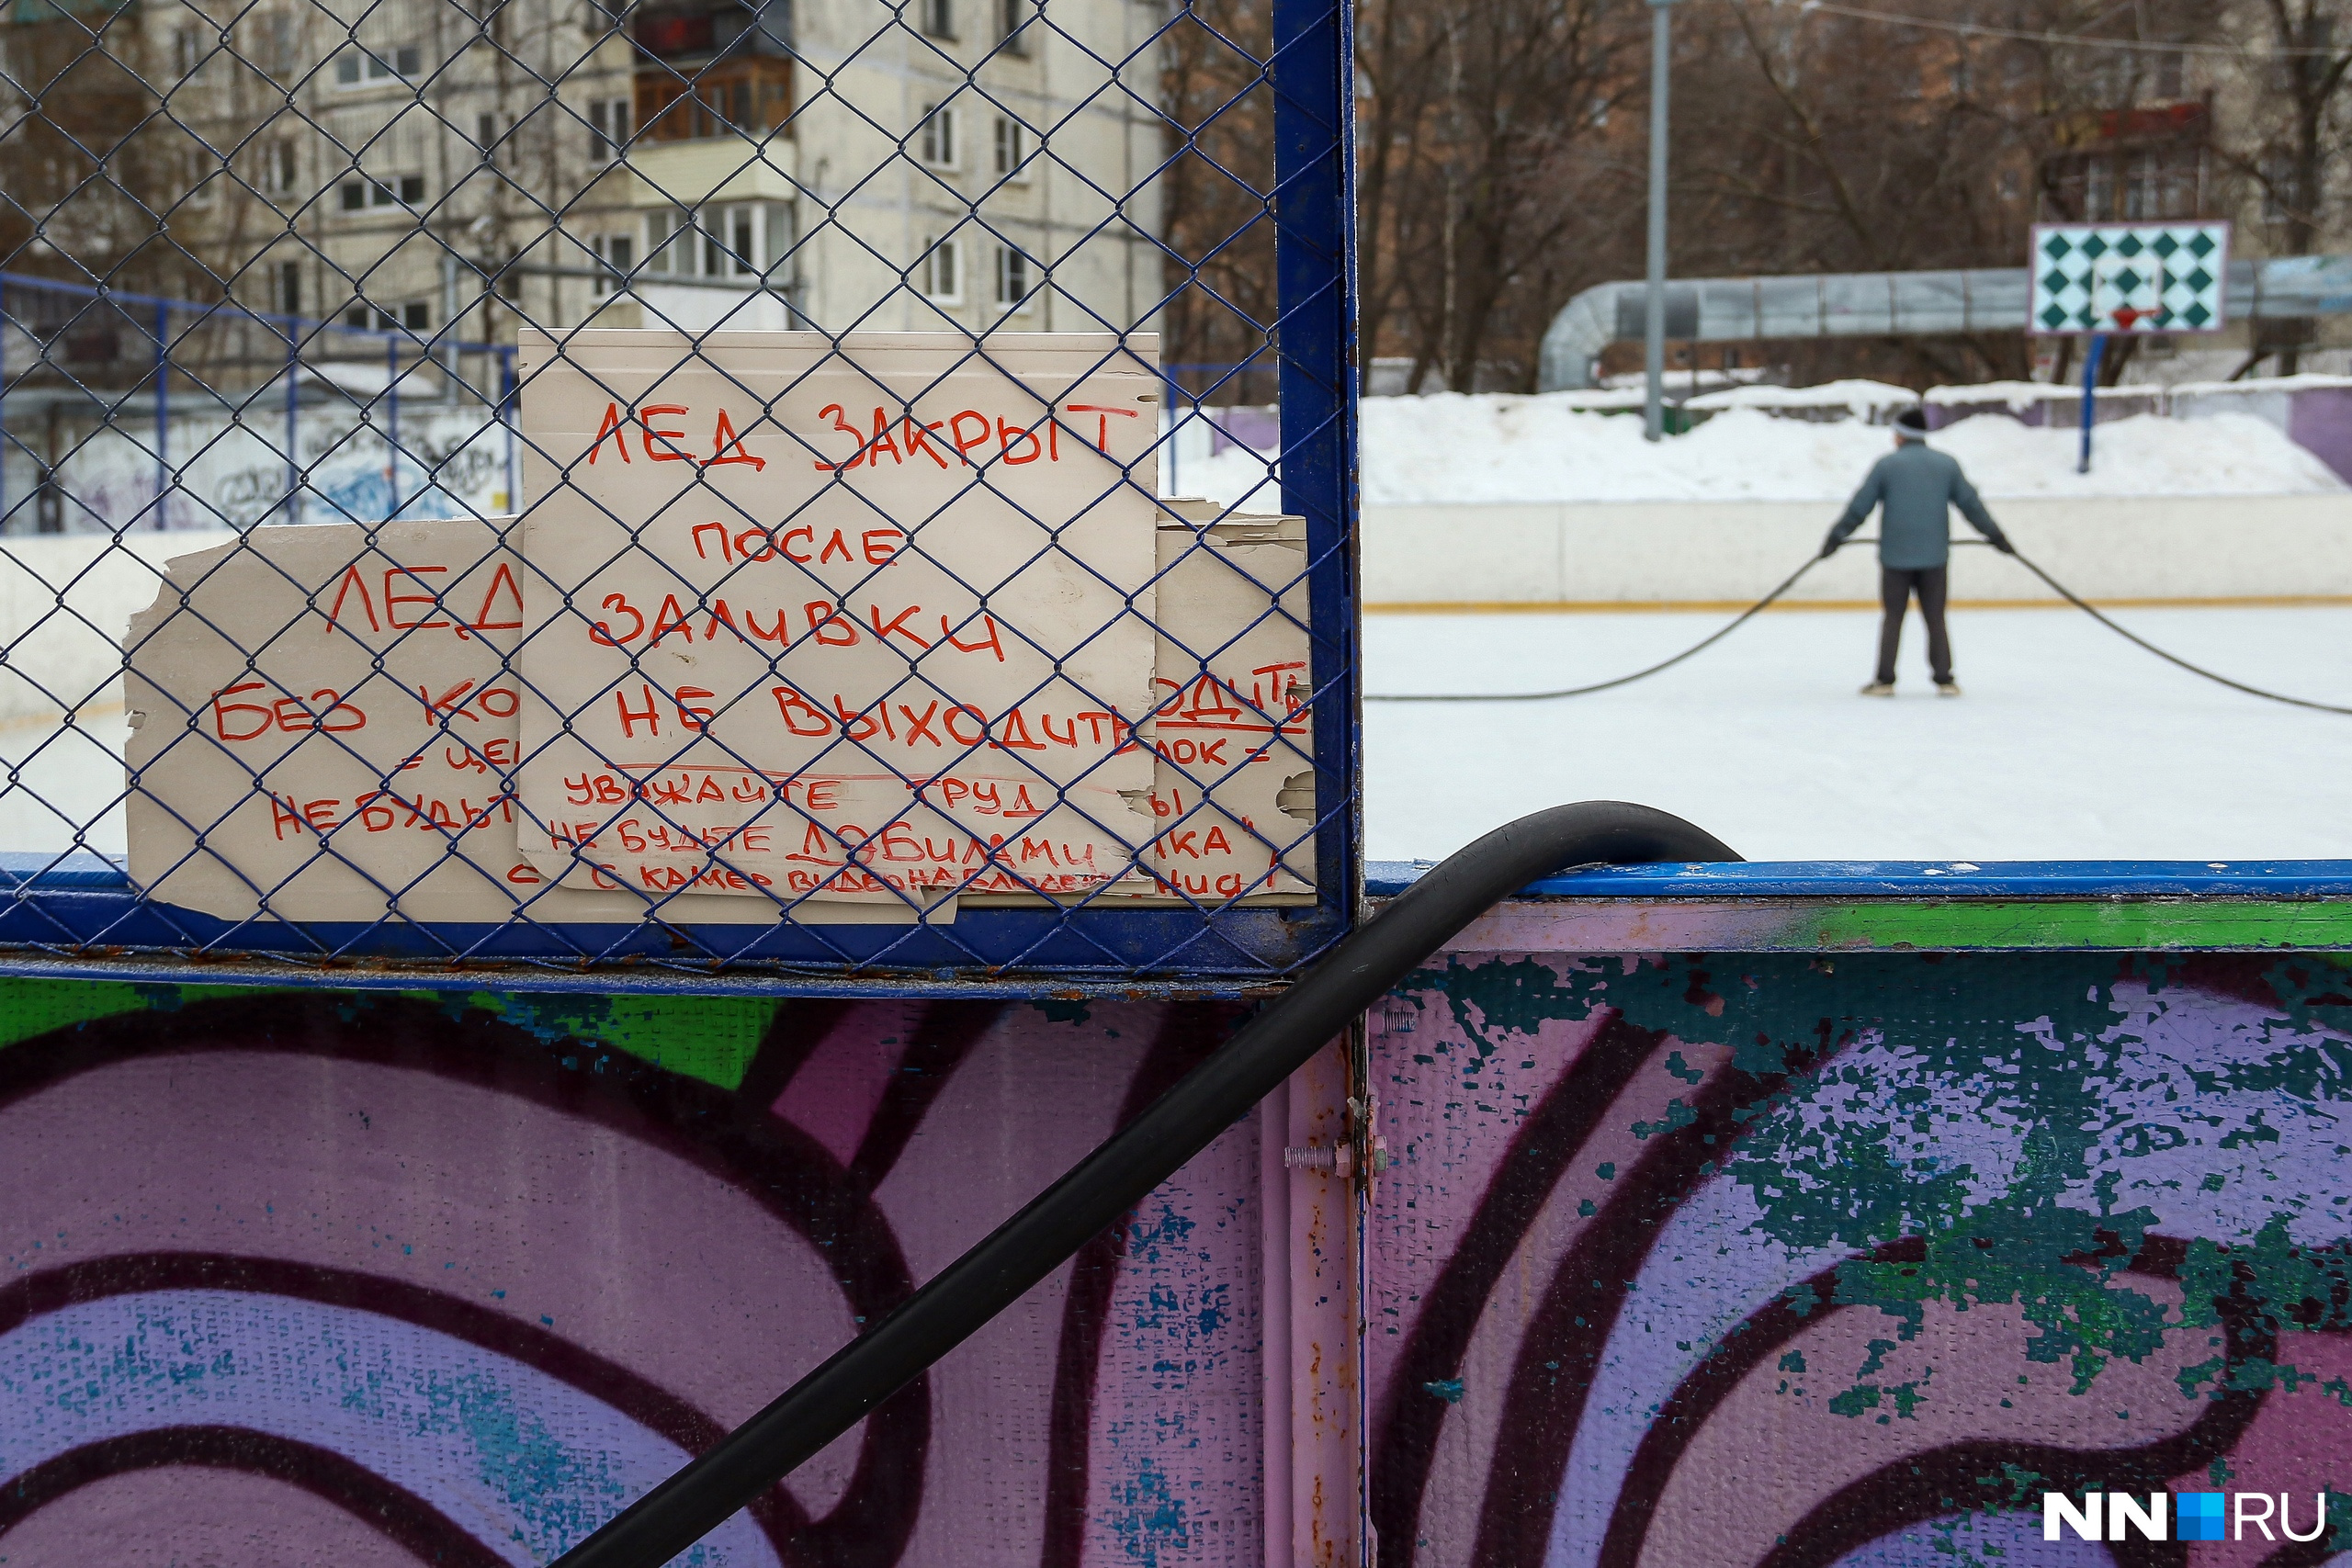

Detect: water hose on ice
1366,542,2352,714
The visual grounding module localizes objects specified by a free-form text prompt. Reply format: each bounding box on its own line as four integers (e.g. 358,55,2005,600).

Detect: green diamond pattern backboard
2030,221,2232,335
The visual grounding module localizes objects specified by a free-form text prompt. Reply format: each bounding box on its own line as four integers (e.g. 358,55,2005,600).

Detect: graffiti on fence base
0,984,1260,1567
2,949,2348,1566
1373,951,2352,1568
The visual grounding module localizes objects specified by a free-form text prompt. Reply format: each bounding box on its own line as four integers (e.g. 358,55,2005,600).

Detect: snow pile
2169,372,2352,398
1923,380,2158,412
1176,394,2347,504
1682,378,1915,416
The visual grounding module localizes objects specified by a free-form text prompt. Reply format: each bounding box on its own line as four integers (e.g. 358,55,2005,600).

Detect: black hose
1365,555,1826,704
546,801,1741,1568
1367,540,2350,714
1363,536,1988,705
2007,552,2352,716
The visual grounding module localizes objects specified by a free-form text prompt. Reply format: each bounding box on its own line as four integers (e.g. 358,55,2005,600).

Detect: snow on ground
1180,400,2345,506
1365,604,2352,863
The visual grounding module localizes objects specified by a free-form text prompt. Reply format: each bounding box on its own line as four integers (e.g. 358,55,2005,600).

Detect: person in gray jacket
1822,406,2013,697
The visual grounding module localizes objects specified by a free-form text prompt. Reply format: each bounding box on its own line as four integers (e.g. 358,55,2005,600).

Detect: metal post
284,325,301,526
1,280,8,532
1642,0,1676,443
153,299,169,528
501,346,518,513
1271,0,1360,938
386,333,400,520
1164,369,1189,500
2077,333,2104,475
441,252,460,392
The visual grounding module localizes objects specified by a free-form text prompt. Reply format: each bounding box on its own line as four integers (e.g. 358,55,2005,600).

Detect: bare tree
1360,0,1639,391
2201,0,2352,370
1156,0,1280,406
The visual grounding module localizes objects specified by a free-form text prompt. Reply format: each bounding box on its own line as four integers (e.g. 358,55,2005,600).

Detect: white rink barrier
0,531,237,726
1363,495,2352,608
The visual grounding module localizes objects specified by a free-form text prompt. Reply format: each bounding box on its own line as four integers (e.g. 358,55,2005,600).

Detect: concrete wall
1363,494,2352,606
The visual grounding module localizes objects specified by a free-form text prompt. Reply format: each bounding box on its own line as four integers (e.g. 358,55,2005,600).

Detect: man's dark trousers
1877,566,1951,685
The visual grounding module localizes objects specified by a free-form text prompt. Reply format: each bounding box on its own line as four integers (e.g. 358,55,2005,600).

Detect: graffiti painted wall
4,940,2350,1566
42,402,514,534
1371,949,2352,1568
0,983,1269,1566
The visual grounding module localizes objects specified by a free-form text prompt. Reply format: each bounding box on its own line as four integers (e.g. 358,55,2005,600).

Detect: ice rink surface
3,604,2348,869
1365,604,2352,863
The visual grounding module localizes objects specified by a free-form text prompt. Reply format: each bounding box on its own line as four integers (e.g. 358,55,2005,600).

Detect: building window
921,0,954,39
337,175,424,210
274,260,301,317
2040,144,2204,223
261,10,295,78
266,138,297,194
341,303,424,332
992,114,1026,179
646,207,688,274
922,235,961,302
2154,50,2184,101
999,0,1028,53
173,25,204,75
2085,158,2113,220
594,233,635,294
994,243,1031,308
919,103,958,168
700,205,759,277
644,202,788,280
183,148,217,204
588,96,629,160
334,44,420,85
2123,152,2158,220
761,200,794,286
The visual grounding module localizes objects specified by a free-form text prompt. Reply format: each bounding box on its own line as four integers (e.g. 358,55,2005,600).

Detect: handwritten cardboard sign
122,521,916,923
1125,502,1316,902
512,330,1163,907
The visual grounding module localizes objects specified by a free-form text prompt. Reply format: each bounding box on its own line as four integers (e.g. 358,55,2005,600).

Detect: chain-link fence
0,0,1356,985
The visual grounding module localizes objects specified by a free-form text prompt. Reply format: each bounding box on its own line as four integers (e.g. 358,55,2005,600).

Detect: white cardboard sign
1114,504,1316,903
513,330,1162,907
121,520,914,922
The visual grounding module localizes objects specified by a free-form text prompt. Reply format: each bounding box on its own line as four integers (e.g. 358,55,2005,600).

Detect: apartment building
1,0,1161,363
605,0,1167,338
74,0,1162,355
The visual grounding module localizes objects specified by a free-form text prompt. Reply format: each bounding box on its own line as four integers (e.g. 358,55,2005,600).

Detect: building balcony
627,130,796,208
635,55,791,146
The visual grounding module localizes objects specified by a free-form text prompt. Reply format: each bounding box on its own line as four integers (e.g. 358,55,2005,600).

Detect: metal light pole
1642,0,1676,443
